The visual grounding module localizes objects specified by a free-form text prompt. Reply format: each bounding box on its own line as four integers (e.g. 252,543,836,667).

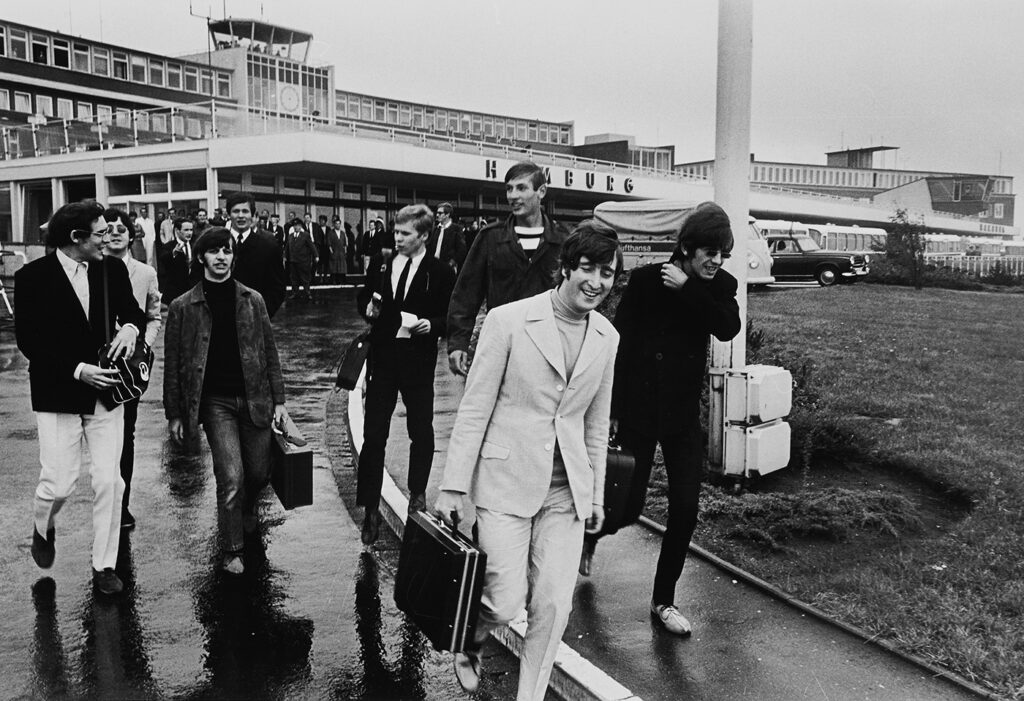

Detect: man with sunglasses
15,200,147,596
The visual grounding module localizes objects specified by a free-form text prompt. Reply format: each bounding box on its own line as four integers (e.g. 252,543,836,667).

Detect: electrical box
725,364,792,423
723,419,792,476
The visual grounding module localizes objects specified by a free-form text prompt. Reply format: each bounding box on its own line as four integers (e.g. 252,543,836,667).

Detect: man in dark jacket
224,191,286,317
15,200,146,596
356,204,456,544
427,202,468,273
581,202,741,638
446,161,567,376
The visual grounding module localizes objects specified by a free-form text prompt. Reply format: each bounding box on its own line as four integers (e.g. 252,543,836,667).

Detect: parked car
759,220,869,286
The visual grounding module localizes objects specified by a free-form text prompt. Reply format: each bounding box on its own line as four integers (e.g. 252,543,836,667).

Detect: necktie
395,257,411,305
434,228,444,258
72,262,89,317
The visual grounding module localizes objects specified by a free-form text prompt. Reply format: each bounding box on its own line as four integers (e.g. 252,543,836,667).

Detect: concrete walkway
342,352,986,701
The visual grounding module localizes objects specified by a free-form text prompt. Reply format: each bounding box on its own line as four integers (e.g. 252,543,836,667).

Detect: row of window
334,90,573,145
247,55,329,115
0,24,231,98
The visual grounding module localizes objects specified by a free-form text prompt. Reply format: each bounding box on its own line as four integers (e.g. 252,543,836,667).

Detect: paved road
0,290,521,700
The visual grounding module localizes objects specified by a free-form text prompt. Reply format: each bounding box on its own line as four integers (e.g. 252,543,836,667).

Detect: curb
638,516,996,700
345,366,642,701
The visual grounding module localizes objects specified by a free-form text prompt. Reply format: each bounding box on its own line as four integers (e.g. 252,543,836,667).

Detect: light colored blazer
440,291,619,520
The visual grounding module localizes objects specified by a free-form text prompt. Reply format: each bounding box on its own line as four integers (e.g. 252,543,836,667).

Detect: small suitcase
395,511,486,652
270,416,313,510
600,441,637,535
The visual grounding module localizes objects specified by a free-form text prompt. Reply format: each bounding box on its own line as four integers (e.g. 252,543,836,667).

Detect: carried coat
440,291,619,521
611,263,741,435
163,281,285,440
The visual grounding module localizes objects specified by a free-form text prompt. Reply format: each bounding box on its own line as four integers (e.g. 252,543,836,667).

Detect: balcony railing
1,100,694,183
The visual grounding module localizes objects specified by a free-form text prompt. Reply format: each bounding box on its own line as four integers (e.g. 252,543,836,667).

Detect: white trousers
34,400,125,571
475,484,584,701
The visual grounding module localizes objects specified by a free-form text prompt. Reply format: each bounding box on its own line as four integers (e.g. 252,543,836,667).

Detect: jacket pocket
480,440,510,460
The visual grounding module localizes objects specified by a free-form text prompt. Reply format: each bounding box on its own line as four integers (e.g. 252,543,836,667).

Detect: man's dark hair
437,202,453,216
224,191,256,214
197,208,207,217
46,200,105,248
193,226,236,263
173,217,191,232
504,161,546,190
673,201,733,260
318,214,327,223
559,220,623,277
103,207,132,231
270,213,280,220
395,204,434,237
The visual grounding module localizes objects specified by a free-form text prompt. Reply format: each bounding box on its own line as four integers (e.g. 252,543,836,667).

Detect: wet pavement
0,288,522,700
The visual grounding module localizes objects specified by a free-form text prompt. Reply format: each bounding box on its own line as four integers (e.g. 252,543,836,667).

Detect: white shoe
651,602,692,636
453,649,481,692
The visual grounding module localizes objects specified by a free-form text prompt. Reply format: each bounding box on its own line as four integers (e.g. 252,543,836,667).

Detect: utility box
721,364,793,477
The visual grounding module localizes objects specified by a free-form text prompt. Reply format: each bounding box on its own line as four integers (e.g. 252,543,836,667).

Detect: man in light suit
15,200,146,596
434,222,622,701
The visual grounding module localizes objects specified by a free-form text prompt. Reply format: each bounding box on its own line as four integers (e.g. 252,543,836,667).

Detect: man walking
157,217,195,303
427,202,467,273
225,192,286,317
446,161,567,376
285,218,318,302
357,204,455,544
15,200,146,595
434,224,621,700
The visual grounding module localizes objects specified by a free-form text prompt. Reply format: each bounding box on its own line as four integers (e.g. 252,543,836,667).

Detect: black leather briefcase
270,416,313,510
395,511,486,652
601,441,637,535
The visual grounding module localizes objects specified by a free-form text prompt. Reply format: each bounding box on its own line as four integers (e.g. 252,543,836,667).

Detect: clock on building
279,84,300,113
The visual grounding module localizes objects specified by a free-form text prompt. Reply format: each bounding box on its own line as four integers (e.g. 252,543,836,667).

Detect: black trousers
120,397,140,513
357,341,436,510
589,419,703,606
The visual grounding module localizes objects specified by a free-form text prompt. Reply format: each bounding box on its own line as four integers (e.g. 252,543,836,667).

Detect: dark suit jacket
232,229,286,317
610,263,741,436
157,239,193,302
427,223,468,272
446,213,568,354
268,224,286,251
285,228,318,266
15,253,147,414
358,252,456,364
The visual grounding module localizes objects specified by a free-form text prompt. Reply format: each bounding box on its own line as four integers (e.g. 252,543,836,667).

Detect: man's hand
365,302,380,319
585,505,605,535
106,325,139,360
609,417,619,443
168,418,185,443
80,365,121,389
433,490,465,527
448,350,469,377
410,319,431,336
273,404,288,430
661,262,688,291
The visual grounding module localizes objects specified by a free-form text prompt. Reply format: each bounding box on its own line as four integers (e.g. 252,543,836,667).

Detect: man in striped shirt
446,161,568,376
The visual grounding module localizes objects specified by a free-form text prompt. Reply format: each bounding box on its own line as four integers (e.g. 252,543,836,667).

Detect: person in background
315,214,332,284
102,207,162,530
428,202,467,273
158,218,196,304
580,202,741,638
195,208,211,236
15,200,146,596
224,191,286,317
434,223,621,700
163,227,289,576
446,161,568,377
327,215,347,283
285,218,318,302
159,208,176,245
356,204,455,544
209,208,227,227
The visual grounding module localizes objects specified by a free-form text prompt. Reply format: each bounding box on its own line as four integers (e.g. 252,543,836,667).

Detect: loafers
453,649,481,692
31,527,55,569
651,602,692,636
92,568,124,595
361,509,380,546
407,492,426,515
578,538,596,577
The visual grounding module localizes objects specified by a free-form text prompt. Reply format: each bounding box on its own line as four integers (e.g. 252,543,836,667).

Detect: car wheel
816,265,839,286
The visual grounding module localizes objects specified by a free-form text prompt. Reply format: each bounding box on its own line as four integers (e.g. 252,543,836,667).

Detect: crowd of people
14,160,741,701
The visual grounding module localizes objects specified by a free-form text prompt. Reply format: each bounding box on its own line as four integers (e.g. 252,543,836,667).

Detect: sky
7,0,1024,194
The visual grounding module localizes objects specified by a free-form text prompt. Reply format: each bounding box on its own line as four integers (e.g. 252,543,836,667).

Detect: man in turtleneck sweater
435,222,622,701
446,161,568,377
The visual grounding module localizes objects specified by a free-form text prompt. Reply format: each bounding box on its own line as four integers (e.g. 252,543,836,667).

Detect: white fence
927,255,1024,278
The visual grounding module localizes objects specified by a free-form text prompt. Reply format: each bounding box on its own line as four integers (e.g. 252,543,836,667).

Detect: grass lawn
643,283,1024,700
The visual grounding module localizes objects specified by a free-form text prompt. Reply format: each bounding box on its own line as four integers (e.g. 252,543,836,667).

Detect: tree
885,208,927,289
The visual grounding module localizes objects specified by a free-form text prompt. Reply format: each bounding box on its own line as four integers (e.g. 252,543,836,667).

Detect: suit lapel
524,294,566,382
51,254,92,330
571,317,609,379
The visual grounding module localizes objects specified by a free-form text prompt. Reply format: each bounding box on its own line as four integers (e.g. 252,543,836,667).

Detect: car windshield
794,235,821,252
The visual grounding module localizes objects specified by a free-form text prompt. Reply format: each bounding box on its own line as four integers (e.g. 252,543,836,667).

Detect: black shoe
361,509,380,546
120,510,136,530
408,492,426,515
31,527,55,569
31,577,57,612
92,568,124,595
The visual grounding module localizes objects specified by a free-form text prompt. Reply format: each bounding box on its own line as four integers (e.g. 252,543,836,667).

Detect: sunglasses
105,223,130,234
71,228,111,240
